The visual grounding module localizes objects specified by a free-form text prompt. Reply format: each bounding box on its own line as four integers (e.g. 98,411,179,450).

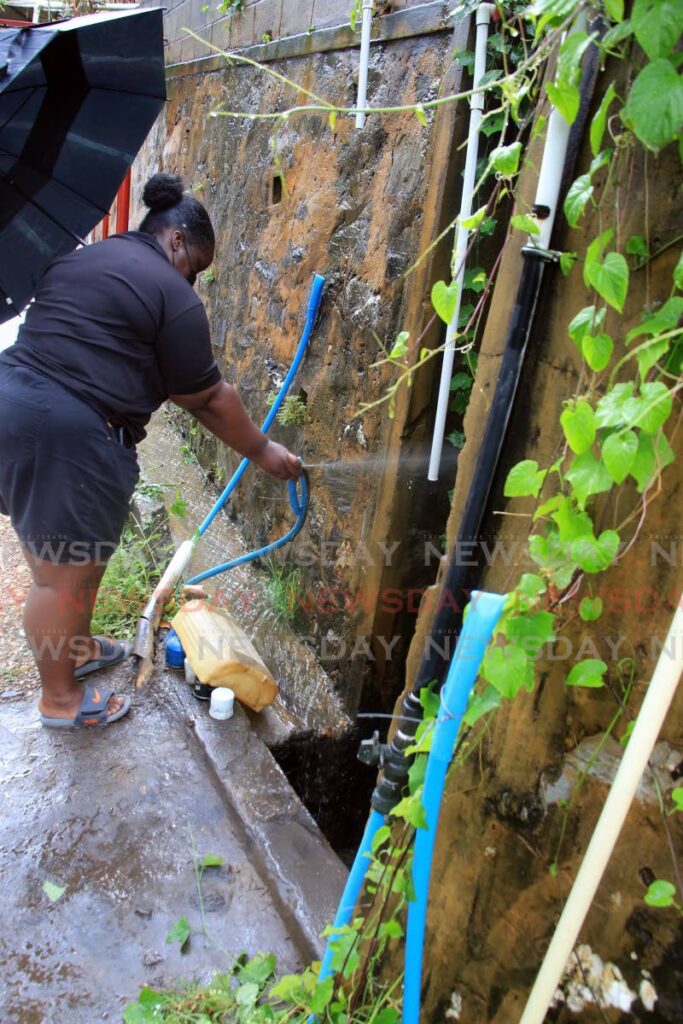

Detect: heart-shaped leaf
560,400,596,454
566,658,608,688
464,685,502,726
633,382,673,434
632,0,683,60
630,432,675,491
431,280,460,324
622,58,683,152
571,530,620,573
644,879,676,907
166,916,191,949
602,430,638,483
565,451,613,508
585,252,629,312
579,596,603,621
582,332,614,372
504,459,545,498
546,80,580,124
490,142,522,176
481,643,533,699
510,213,540,235
564,174,593,227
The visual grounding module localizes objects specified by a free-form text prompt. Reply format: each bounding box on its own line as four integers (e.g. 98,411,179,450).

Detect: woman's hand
252,440,302,480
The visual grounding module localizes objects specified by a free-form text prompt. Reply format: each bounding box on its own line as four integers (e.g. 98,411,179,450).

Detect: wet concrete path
0,685,304,1023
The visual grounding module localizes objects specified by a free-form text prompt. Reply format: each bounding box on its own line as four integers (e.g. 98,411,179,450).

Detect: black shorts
0,364,139,564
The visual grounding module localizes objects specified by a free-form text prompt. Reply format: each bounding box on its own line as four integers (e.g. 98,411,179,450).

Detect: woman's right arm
170,381,301,481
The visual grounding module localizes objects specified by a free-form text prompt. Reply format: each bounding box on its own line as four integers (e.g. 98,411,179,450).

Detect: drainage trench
269,727,376,866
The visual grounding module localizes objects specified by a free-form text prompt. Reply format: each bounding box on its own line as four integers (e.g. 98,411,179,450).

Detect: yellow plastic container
171,600,278,712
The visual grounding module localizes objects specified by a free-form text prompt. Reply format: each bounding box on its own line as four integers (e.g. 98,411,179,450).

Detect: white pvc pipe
427,4,495,481
156,539,196,598
519,596,683,1024
530,7,587,250
355,0,374,130
531,103,571,251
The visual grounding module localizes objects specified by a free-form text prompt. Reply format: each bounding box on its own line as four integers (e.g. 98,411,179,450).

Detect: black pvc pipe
414,248,548,691
370,249,550,815
367,24,602,816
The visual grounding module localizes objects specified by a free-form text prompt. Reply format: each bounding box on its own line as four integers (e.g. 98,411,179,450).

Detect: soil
0,515,39,702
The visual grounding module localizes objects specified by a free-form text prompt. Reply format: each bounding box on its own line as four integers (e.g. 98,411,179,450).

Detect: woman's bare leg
21,547,125,719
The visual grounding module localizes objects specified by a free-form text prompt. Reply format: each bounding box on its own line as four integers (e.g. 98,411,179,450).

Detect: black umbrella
0,8,166,324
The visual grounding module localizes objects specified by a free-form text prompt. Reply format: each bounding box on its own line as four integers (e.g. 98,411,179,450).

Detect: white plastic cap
209,687,235,720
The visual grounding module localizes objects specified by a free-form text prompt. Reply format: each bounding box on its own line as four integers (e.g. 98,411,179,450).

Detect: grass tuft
91,521,172,641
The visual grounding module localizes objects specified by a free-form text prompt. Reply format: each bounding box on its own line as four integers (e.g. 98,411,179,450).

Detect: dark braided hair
139,173,215,252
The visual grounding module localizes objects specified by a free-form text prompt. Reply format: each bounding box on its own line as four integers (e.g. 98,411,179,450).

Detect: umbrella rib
0,170,87,246
0,83,41,135
0,144,113,218
92,85,167,99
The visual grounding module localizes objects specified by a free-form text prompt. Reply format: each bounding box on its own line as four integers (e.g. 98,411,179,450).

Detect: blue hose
402,590,505,1024
196,273,325,539
309,808,386,1023
186,471,309,586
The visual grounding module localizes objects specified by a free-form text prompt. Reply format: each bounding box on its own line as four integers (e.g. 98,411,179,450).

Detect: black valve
354,690,424,817
357,730,384,767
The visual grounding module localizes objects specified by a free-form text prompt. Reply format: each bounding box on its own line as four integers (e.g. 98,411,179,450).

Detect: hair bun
142,173,184,211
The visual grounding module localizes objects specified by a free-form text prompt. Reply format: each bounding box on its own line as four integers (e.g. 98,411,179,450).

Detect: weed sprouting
134,481,165,502
263,559,302,625
169,497,188,518
266,392,308,427
180,443,198,465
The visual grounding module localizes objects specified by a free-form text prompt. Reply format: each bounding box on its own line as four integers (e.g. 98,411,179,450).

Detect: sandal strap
74,684,113,726
92,636,121,661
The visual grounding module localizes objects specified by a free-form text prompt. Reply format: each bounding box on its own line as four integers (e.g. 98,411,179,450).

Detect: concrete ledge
178,684,348,959
167,0,452,79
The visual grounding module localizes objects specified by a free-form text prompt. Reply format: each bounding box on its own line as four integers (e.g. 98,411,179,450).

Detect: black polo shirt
0,231,221,442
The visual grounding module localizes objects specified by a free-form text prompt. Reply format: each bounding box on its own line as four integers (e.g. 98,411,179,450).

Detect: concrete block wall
143,0,432,66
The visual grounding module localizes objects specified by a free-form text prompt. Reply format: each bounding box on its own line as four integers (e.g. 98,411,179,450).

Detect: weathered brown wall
133,9,462,713
403,57,683,1024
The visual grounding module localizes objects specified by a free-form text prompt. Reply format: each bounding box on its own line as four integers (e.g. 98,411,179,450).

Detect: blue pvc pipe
186,472,309,586
402,591,505,1024
309,808,385,1022
197,273,325,538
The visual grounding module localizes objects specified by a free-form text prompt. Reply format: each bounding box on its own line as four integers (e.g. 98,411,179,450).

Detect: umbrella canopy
0,8,166,324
